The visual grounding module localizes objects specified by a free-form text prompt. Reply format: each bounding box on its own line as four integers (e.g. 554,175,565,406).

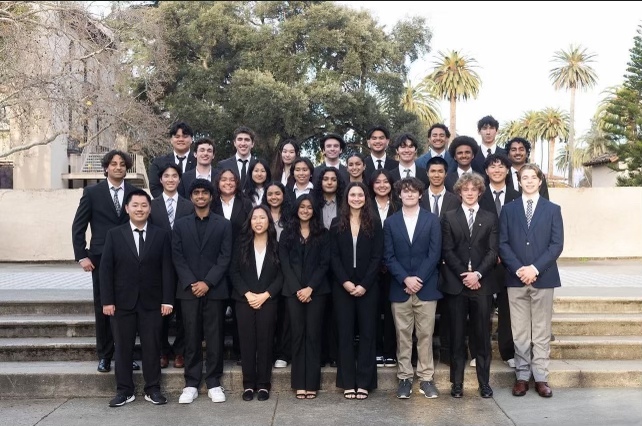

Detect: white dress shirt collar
371,154,387,167
481,143,497,157
293,181,314,198
196,167,212,181
162,192,179,205
457,167,472,178
430,148,446,158
522,193,540,213
399,163,416,179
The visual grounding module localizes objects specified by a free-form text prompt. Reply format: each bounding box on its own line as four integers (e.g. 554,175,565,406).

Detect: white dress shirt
130,221,147,255
490,185,507,207
402,207,420,243
293,182,314,198
522,193,540,216
428,187,446,216
252,187,265,206
174,152,189,173
398,163,417,179
376,199,390,227
107,179,125,208
221,196,235,220
457,167,472,178
236,153,252,177
162,192,179,228
462,203,480,225
281,171,290,186
430,148,447,159
255,246,266,280
196,167,212,181
511,167,520,191
371,154,387,169
481,143,497,158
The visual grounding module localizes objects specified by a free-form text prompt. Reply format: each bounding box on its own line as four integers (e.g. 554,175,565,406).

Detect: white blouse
255,246,266,280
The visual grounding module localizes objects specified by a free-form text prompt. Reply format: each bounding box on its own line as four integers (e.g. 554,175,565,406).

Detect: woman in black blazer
330,182,383,399
285,157,315,204
230,205,283,402
279,194,330,399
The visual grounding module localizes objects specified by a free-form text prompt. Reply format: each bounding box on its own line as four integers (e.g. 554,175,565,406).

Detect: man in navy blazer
499,164,563,399
384,177,442,400
415,124,456,171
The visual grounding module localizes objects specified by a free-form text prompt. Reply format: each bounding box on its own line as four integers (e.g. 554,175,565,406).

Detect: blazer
329,217,384,291
499,197,564,289
471,146,507,174
211,196,253,239
439,207,500,296
478,184,520,216
71,180,138,261
415,150,456,172
389,165,430,188
444,169,461,194
383,208,443,302
217,155,257,187
364,156,399,183
149,195,195,233
229,242,283,303
99,223,174,310
149,152,196,199
506,170,550,200
420,189,460,219
313,164,350,187
279,230,331,297
178,167,218,199
171,213,233,300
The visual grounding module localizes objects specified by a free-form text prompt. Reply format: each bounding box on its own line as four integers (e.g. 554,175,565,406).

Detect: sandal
356,389,369,400
306,391,317,399
296,390,306,399
344,390,356,399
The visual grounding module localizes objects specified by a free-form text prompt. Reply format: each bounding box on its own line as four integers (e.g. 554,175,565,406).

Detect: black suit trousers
496,287,515,361
181,298,224,389
333,281,378,391
273,297,292,362
161,299,184,356
446,291,493,386
90,254,114,360
287,294,327,391
236,301,278,390
376,271,396,359
111,300,162,395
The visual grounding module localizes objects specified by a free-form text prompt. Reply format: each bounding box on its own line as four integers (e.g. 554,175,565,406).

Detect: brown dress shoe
535,381,552,397
160,355,169,369
512,380,529,396
173,354,184,368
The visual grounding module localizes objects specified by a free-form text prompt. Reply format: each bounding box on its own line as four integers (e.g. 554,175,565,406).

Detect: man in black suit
445,136,479,193
216,126,257,188
179,138,217,196
389,133,430,188
173,179,233,404
364,125,398,181
149,163,195,370
312,133,350,184
149,122,197,199
505,138,550,199
100,189,174,407
71,150,139,373
472,116,507,174
439,172,499,399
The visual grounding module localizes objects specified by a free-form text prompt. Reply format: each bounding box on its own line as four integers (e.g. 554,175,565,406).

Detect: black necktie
177,156,186,172
493,190,503,217
377,159,383,170
134,229,145,256
487,148,492,157
239,159,248,183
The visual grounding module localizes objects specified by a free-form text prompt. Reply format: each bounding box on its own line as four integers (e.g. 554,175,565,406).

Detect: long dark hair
238,205,280,267
282,194,325,249
262,181,291,228
338,182,375,237
368,169,400,213
272,139,300,185
311,166,345,212
243,158,272,201
214,167,244,198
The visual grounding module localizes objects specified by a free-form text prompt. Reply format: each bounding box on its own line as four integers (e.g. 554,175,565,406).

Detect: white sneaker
208,386,226,403
505,358,515,368
178,387,198,404
470,358,476,367
274,359,288,368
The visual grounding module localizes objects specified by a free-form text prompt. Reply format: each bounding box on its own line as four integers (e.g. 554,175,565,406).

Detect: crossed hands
297,286,313,303
516,266,538,285
460,272,481,290
245,291,270,310
191,281,210,297
403,276,423,295
342,281,366,297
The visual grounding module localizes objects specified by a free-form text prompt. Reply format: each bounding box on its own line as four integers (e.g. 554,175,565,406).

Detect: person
313,133,350,184
100,189,174,407
179,138,216,195
384,177,442,399
217,126,257,187
71,150,139,373
369,169,399,368
272,139,300,187
330,182,383,400
230,205,283,402
149,122,196,198
286,157,315,203
445,136,479,193
262,181,290,242
499,164,563,398
389,133,430,188
347,152,367,183
243,159,272,206
312,167,345,230
149,163,195,370
415,124,456,171
439,173,499,399
279,195,331,400
172,179,233,404
505,137,550,199
364,125,398,181
472,116,507,174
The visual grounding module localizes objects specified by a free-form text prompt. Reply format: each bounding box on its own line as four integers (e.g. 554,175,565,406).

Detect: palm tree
549,44,598,186
400,77,441,125
534,107,570,179
519,110,542,165
496,120,522,147
429,50,481,139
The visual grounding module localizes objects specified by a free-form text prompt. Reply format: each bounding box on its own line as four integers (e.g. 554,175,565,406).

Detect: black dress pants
181,298,224,389
375,271,396,359
90,254,114,360
496,287,515,361
111,300,162,395
236,301,278,390
287,294,327,391
273,297,291,363
161,298,184,357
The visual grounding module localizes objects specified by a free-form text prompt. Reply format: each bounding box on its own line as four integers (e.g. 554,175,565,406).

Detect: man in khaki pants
383,177,443,399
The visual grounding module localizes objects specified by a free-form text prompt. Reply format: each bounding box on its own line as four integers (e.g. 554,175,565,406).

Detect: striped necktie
468,208,474,236
166,197,175,229
112,187,121,216
526,199,533,228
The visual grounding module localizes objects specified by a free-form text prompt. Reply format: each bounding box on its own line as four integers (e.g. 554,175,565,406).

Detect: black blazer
364,156,399,182
71,180,138,261
479,184,520,217
313,164,350,186
444,170,460,194
229,242,283,302
149,152,196,199
506,170,550,200
99,223,174,310
329,217,383,291
149,195,195,233
420,189,460,219
171,213,233,300
217,155,257,187
279,230,331,297
178,168,219,199
389,165,430,188
439,207,500,296
471,147,507,174
211,196,253,239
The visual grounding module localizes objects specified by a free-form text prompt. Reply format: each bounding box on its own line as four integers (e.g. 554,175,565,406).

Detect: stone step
0,300,94,316
0,315,95,338
491,313,642,336
0,359,640,398
553,297,642,314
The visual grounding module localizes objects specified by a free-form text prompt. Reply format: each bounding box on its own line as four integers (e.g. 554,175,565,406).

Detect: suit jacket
472,146,507,174
389,165,430,188
99,223,174,310
478,184,520,216
279,230,331,297
149,152,196,199
217,155,257,187
178,167,219,199
313,164,350,187
499,197,564,289
439,208,500,296
230,242,283,303
364,156,399,183
171,213,233,300
71,180,138,261
415,150,456,172
149,195,195,233
444,170,461,193
211,196,253,240
506,170,550,200
383,208,443,302
329,217,383,291
420,189,460,219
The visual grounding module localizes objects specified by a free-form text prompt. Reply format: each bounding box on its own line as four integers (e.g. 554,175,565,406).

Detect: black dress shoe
242,389,254,401
480,384,493,398
132,361,140,371
451,383,464,398
98,359,111,373
257,389,269,401
329,360,337,368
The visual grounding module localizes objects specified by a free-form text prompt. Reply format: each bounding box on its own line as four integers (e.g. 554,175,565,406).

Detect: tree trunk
548,137,555,180
449,95,456,142
531,140,536,166
567,86,576,186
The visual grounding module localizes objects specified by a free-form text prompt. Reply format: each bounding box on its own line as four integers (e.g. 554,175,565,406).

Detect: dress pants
236,301,278,390
446,291,493,386
273,297,291,363
161,299,184,357
508,286,554,382
111,300,162,395
391,295,437,382
287,294,327,390
375,271,396,359
90,254,114,360
181,298,225,389
321,292,338,364
496,287,515,361
334,280,378,391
